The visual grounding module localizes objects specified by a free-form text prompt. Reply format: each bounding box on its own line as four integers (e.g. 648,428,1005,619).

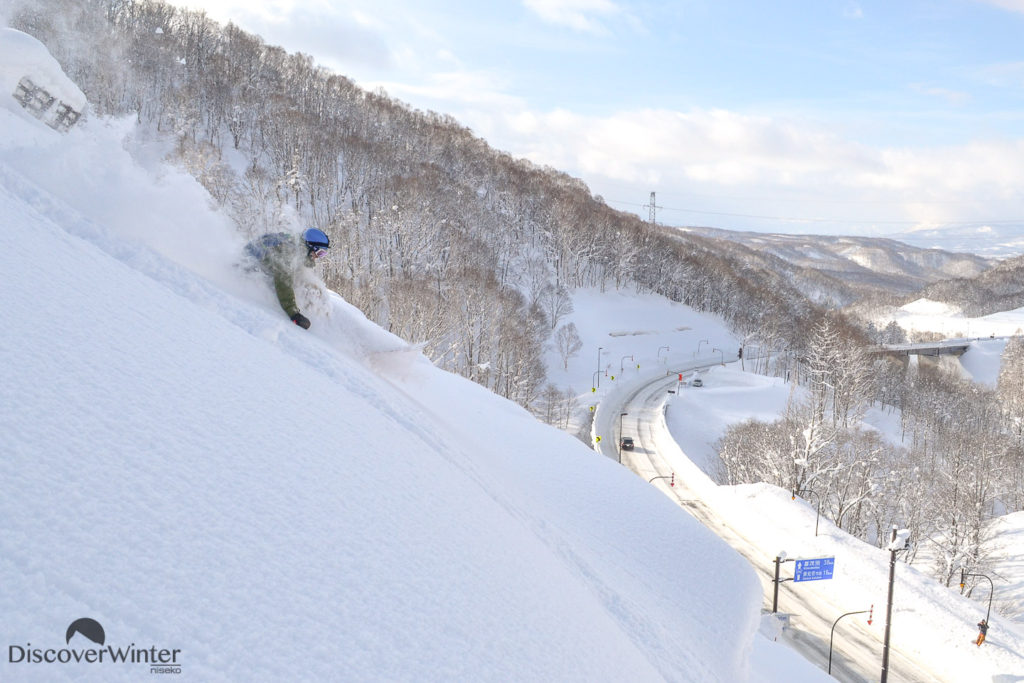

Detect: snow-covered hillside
0,26,828,682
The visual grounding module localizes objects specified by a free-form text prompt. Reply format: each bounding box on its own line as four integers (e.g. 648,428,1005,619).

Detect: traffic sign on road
794,557,835,582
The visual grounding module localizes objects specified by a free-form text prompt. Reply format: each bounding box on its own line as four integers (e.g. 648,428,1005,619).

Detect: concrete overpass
870,340,972,357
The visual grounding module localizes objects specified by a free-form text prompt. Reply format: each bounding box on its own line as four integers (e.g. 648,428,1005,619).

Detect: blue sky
159,0,1024,249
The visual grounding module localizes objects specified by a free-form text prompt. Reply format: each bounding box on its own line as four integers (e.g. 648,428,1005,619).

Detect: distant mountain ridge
681,226,992,306
889,224,1024,259
914,253,1024,317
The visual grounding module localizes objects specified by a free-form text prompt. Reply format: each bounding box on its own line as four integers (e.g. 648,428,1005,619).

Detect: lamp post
592,370,600,392
792,488,822,536
881,527,910,683
829,607,872,675
960,569,995,625
658,346,669,363
712,347,724,365
596,346,603,388
620,355,633,372
696,339,709,356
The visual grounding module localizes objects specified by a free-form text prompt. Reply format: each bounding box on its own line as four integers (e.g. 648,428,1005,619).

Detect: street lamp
658,346,669,363
620,355,633,372
881,527,911,683
696,339,709,356
960,569,995,625
596,346,603,388
829,607,872,675
792,488,822,536
592,370,600,392
712,347,724,365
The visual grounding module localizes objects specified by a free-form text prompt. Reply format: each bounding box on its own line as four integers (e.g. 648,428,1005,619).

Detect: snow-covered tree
554,323,583,371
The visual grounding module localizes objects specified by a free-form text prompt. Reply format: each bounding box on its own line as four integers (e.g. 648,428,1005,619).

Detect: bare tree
554,322,583,371
537,283,573,330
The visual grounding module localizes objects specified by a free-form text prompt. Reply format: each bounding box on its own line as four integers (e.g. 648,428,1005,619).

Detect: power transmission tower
644,191,662,225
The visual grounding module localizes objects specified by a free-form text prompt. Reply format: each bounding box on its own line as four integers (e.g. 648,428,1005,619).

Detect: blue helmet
302,228,329,249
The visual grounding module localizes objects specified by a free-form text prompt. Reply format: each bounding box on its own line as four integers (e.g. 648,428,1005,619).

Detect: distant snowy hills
681,225,992,306
913,253,1024,317
890,223,1024,259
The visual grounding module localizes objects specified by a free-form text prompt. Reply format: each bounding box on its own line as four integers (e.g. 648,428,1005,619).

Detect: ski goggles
310,246,328,259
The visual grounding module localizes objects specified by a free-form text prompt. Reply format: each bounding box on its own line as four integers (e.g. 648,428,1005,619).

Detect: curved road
595,368,941,683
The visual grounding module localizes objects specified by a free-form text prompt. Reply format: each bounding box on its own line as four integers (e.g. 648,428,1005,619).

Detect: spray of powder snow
0,24,422,372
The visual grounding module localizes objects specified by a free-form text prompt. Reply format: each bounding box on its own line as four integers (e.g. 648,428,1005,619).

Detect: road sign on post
794,557,835,582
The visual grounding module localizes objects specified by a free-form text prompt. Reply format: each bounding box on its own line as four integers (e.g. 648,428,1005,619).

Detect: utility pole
772,553,794,613
644,191,661,225
881,527,910,683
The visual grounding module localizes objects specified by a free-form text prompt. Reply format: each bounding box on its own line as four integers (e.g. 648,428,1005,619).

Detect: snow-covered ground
892,297,1024,343
3,25,1022,682
0,26,833,682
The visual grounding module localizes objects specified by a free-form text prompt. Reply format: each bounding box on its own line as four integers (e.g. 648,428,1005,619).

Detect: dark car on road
620,436,634,450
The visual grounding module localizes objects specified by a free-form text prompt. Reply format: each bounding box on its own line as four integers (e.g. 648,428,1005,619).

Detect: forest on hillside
10,0,1024,601
723,314,1024,600
10,0,822,413
915,254,1024,317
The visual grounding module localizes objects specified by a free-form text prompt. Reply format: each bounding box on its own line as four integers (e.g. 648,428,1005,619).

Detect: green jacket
247,233,313,317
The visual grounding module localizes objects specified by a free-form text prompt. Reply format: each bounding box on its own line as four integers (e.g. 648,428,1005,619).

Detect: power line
607,198,1024,227
592,176,1024,206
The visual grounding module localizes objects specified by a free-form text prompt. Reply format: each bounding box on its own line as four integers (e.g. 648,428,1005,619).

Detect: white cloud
164,0,395,70
910,83,971,105
976,0,1024,13
976,60,1024,90
433,100,1024,232
486,107,873,187
365,73,530,151
522,0,626,34
169,0,317,24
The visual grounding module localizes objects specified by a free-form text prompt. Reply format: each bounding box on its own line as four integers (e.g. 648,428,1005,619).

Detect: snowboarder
245,228,330,329
976,619,988,646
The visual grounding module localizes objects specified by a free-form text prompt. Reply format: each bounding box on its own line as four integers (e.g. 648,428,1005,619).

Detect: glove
290,312,311,329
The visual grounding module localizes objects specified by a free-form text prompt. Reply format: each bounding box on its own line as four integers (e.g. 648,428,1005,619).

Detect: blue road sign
794,557,835,582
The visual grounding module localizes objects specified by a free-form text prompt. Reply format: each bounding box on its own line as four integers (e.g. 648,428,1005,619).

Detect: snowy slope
0,28,830,682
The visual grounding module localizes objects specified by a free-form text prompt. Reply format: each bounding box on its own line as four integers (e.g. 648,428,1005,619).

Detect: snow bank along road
598,371,940,683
